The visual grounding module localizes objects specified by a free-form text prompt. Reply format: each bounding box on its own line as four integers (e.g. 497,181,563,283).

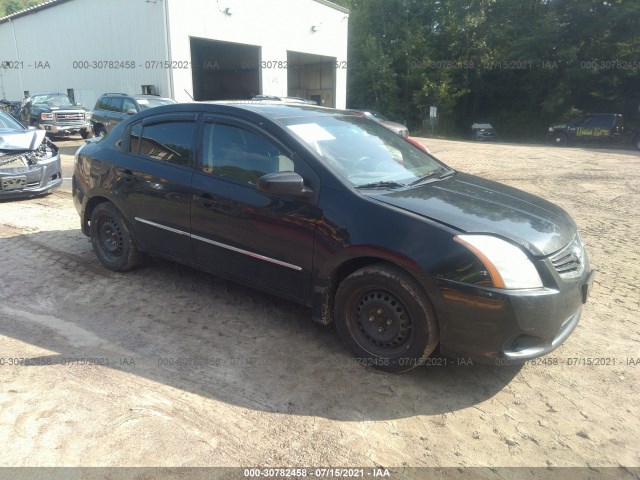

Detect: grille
0,153,28,170
54,111,85,122
550,235,585,278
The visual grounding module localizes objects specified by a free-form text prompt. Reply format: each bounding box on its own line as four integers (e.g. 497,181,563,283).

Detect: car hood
369,172,576,256
0,129,46,150
33,104,86,112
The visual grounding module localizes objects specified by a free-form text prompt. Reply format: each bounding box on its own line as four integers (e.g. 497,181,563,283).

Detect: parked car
548,113,640,150
73,102,594,372
0,109,61,199
471,122,498,141
19,93,92,139
349,109,409,137
91,93,177,137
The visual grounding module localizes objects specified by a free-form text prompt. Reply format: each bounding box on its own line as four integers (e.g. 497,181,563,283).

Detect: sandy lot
1,137,638,476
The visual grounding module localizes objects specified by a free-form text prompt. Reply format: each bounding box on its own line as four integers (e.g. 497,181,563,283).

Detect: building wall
0,0,170,107
0,0,348,109
167,0,349,108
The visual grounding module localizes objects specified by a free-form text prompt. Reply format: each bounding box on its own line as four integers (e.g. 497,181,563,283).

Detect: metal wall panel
0,0,170,108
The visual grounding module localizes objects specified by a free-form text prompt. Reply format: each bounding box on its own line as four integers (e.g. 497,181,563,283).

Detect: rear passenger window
138,121,195,166
97,97,110,110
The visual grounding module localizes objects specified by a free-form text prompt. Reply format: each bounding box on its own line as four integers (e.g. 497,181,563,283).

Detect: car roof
108,102,360,135
202,101,357,120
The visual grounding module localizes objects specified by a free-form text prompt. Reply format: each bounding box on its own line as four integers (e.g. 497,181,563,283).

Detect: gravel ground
0,137,638,476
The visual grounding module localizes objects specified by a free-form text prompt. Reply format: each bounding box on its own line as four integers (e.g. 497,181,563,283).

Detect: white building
0,0,349,109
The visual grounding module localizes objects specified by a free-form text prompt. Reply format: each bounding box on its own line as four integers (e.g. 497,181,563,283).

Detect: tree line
0,0,40,17
335,0,640,140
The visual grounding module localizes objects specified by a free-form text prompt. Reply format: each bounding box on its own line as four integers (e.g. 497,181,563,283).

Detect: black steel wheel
334,264,438,372
94,125,106,137
553,133,567,146
90,202,144,271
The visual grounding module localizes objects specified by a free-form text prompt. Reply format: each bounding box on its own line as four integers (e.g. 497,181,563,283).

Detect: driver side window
201,122,295,185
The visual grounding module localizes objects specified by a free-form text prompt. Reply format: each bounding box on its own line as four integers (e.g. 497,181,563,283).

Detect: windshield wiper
409,169,455,186
356,181,406,189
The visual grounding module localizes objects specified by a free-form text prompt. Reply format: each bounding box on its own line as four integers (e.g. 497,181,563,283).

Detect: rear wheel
90,202,144,271
334,264,438,373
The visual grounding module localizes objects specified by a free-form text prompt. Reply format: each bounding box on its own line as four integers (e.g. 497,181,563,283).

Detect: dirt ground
1,137,639,474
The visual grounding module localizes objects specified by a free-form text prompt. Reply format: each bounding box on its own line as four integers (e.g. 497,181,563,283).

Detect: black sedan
72,102,594,372
0,109,62,199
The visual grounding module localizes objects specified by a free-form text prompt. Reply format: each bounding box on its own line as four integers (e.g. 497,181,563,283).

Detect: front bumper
435,266,595,365
39,122,91,135
0,154,63,199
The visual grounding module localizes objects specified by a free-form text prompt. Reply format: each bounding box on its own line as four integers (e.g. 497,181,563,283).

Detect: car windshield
0,110,24,130
135,98,177,111
284,115,447,187
31,94,73,107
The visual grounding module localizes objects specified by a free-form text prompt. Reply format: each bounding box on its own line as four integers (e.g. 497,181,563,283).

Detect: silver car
0,110,62,199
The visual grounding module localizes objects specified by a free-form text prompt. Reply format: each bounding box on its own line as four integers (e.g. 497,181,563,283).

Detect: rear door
190,116,319,302
119,113,198,261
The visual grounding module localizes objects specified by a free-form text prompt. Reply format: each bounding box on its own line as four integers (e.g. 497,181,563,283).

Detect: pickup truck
19,93,93,139
548,113,640,151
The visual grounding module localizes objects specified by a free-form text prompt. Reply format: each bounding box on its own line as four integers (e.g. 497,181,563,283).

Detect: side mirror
126,109,137,115
257,172,313,198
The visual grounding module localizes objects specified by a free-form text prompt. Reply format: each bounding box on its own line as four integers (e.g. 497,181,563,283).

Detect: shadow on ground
0,228,522,422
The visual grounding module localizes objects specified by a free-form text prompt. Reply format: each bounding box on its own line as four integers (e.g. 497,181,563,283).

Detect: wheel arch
312,253,435,327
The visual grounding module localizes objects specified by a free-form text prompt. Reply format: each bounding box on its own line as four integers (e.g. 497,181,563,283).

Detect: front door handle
119,169,135,183
195,192,214,208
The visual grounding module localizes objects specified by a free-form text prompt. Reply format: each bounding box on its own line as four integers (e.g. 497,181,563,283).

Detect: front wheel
552,132,567,146
94,125,106,138
90,202,144,271
334,264,439,373
80,129,93,139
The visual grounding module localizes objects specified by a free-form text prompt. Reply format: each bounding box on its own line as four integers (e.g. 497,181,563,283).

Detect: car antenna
184,89,194,101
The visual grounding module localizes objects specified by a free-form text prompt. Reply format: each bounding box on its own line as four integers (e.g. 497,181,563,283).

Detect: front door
190,116,318,302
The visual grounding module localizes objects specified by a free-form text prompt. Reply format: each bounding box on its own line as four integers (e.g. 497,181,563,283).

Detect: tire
635,135,640,152
80,129,93,139
94,125,106,137
334,263,439,373
552,132,567,146
89,202,144,271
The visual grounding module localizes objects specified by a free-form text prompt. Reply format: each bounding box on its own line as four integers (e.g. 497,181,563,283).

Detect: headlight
454,235,543,289
548,127,554,132
40,112,54,120
85,111,92,120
